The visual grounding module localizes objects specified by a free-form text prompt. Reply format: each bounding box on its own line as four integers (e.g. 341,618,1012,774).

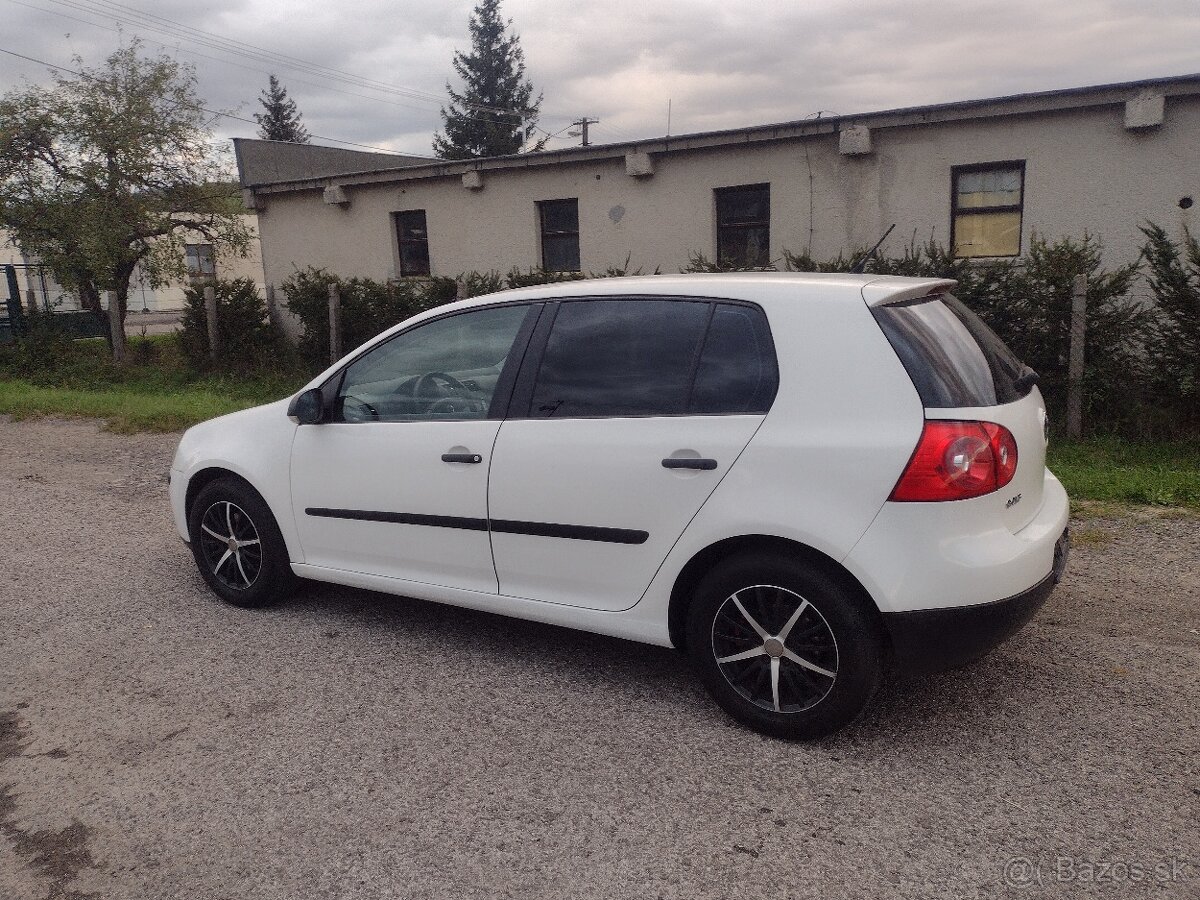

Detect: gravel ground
0,417,1197,900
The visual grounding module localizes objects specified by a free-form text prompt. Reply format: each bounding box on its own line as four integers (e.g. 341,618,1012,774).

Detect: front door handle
662,457,718,470
442,452,483,464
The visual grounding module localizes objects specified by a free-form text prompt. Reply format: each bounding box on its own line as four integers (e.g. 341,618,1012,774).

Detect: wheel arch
666,534,888,656
185,466,262,525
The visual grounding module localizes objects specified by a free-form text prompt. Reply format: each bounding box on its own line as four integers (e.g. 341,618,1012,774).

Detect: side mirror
287,388,326,425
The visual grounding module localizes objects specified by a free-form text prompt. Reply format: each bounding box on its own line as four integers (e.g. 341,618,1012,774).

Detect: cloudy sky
1,0,1198,157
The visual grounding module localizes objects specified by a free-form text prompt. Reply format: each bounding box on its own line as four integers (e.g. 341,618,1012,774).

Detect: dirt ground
0,417,1196,900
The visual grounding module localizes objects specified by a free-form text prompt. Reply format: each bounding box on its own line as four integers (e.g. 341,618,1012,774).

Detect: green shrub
280,269,453,366
1139,223,1200,434
180,278,280,372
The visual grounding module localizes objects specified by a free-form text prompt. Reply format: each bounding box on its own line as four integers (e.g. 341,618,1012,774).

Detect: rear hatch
869,290,1047,532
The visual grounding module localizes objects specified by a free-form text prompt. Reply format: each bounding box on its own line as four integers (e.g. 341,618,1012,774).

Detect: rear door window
872,293,1028,408
526,298,778,418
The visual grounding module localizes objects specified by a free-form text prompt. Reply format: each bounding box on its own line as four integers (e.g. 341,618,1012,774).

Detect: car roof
423,272,959,316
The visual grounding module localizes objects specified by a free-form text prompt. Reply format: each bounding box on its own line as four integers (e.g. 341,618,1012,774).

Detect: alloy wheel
711,584,839,713
198,501,263,591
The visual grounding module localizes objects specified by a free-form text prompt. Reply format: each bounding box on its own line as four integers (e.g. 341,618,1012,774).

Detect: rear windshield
871,293,1028,408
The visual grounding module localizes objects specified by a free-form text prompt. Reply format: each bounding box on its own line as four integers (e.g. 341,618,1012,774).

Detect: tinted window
715,184,770,267
872,293,1029,408
337,305,529,422
530,300,709,417
691,304,778,414
395,210,430,276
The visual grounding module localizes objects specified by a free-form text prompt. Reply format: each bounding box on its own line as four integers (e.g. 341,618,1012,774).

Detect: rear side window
691,304,777,414
872,293,1027,408
528,299,778,418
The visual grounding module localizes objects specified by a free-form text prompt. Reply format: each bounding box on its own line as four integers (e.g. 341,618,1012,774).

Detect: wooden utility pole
204,285,220,362
1067,274,1087,440
571,117,599,147
107,291,126,363
328,282,342,365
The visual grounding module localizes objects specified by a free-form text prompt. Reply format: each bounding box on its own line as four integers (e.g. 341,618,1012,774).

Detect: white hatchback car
170,273,1070,738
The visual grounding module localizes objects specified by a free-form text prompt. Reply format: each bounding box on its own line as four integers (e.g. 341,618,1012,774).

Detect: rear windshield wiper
1013,367,1040,393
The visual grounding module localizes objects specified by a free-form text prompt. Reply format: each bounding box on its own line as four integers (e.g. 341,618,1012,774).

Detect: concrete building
238,75,1194,300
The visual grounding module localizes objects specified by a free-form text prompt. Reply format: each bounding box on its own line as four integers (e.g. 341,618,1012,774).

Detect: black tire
686,552,885,739
187,476,295,608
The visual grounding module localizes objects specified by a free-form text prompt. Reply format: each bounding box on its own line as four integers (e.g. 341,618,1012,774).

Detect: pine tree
254,75,310,143
433,0,544,159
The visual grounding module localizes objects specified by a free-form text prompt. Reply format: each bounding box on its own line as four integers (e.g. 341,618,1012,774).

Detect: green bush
280,269,453,367
1139,223,1200,433
180,277,280,372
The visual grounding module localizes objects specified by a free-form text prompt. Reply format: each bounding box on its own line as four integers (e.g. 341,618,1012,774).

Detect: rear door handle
662,458,718,470
442,453,483,464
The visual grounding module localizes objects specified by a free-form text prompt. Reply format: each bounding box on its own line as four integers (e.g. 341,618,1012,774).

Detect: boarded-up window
952,163,1025,258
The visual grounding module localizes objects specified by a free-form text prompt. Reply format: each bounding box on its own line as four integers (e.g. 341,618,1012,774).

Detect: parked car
169,273,1070,738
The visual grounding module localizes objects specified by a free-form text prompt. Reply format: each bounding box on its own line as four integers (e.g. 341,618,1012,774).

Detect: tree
1139,223,1200,431
254,74,310,143
433,0,544,159
0,41,250,355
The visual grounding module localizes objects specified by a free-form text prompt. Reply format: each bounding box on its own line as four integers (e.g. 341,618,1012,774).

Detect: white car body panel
290,420,501,592
487,415,764,612
168,273,1070,652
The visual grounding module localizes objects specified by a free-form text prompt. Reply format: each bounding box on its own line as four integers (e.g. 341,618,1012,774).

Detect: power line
42,0,536,119
0,45,419,156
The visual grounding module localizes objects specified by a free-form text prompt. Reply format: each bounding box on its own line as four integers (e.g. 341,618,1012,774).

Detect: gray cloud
1,0,1196,156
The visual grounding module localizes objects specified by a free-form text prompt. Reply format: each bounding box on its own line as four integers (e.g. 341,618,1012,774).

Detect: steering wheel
413,371,470,399
341,395,380,422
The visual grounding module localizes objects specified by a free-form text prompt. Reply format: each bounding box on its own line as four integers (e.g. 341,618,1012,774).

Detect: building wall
254,95,1195,305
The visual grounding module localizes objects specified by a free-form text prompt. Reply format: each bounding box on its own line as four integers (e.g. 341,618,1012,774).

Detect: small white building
1,215,265,313
237,75,1199,308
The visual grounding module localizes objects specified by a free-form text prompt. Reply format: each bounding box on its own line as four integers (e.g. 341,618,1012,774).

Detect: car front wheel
686,553,885,739
188,477,294,608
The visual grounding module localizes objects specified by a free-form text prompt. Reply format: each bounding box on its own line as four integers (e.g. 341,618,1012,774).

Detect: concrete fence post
1067,274,1087,440
328,282,342,365
265,283,278,330
107,290,126,363
455,278,467,301
204,285,220,362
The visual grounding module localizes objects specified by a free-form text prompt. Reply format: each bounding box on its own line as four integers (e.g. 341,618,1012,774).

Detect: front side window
336,304,530,422
528,299,778,418
185,243,216,283
715,184,770,267
538,199,580,272
951,162,1025,258
395,210,430,277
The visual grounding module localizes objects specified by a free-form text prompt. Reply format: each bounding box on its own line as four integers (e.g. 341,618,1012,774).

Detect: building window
715,184,770,267
951,162,1025,258
184,243,216,283
538,199,580,272
395,210,431,277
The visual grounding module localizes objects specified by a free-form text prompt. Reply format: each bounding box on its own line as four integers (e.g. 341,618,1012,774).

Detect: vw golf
169,273,1070,738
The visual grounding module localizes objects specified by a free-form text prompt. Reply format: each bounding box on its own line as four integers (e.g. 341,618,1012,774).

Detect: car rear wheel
188,477,294,608
686,553,884,739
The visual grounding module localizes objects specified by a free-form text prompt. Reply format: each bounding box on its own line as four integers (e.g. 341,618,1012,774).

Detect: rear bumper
884,528,1069,674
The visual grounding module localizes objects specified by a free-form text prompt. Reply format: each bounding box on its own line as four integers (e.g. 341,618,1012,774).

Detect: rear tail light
890,420,1019,502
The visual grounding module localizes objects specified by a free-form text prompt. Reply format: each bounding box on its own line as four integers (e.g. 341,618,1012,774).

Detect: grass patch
0,331,308,433
1048,437,1200,509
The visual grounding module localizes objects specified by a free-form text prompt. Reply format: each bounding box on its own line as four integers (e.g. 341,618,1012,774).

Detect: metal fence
2,263,109,342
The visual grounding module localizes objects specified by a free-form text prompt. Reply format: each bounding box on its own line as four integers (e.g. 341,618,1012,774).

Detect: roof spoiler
861,278,959,307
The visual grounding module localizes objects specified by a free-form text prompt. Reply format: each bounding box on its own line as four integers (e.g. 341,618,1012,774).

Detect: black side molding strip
490,519,649,545
304,508,648,545
306,508,488,532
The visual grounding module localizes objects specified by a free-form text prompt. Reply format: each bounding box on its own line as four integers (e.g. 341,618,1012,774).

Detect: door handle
442,452,483,464
662,457,718,470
